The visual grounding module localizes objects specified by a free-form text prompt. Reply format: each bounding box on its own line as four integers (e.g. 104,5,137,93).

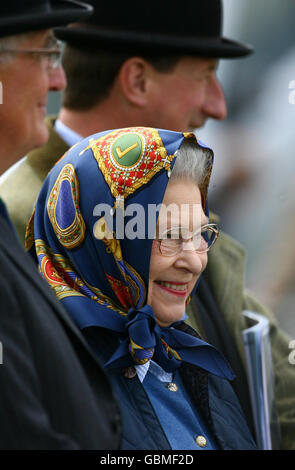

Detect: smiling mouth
154,280,188,297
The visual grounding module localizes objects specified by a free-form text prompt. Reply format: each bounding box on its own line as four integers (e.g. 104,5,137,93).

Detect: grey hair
0,33,28,64
170,138,213,187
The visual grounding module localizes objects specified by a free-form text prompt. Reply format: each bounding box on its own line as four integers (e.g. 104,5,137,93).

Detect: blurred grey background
47,0,295,337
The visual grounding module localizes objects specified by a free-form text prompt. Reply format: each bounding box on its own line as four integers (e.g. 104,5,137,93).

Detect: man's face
146,57,227,132
0,30,66,174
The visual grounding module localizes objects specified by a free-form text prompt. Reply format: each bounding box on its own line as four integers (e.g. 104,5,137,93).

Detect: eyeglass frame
154,223,220,257
0,40,63,70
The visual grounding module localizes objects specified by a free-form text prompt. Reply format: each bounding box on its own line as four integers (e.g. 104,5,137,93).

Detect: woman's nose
173,245,207,274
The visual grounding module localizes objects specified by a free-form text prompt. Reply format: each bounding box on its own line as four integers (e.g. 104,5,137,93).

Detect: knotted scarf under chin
104,305,235,380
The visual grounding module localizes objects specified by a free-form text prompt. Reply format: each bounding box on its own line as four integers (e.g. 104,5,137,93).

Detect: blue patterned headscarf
27,127,234,379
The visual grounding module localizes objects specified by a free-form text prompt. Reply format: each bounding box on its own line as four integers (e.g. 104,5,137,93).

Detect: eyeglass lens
158,225,218,255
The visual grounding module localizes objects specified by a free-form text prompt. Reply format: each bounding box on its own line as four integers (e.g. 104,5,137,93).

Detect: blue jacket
85,322,257,450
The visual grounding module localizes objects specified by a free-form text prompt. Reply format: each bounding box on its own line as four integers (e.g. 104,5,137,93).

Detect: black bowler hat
0,0,93,38
55,0,253,58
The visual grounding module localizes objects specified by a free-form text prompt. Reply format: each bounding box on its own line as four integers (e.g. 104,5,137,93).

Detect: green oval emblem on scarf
111,133,143,167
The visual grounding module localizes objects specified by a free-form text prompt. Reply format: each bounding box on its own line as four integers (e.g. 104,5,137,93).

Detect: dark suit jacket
0,213,121,449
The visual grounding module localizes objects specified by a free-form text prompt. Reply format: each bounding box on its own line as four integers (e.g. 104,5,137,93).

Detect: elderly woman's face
148,180,208,327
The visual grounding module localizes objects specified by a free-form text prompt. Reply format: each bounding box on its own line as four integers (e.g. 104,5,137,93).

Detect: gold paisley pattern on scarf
47,164,86,249
35,239,126,315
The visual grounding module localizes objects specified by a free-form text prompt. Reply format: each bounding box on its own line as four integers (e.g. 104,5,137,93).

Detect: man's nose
48,64,67,92
203,76,227,121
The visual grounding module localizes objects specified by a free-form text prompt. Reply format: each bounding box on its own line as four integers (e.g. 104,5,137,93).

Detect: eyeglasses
154,223,219,256
0,40,62,70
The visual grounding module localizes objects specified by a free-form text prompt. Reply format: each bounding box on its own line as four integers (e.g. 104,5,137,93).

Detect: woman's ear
118,57,152,107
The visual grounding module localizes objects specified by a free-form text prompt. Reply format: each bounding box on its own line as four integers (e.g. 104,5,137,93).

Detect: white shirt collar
54,119,82,147
135,361,173,383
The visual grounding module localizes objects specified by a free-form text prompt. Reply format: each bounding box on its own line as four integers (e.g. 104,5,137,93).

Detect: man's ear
118,57,152,107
